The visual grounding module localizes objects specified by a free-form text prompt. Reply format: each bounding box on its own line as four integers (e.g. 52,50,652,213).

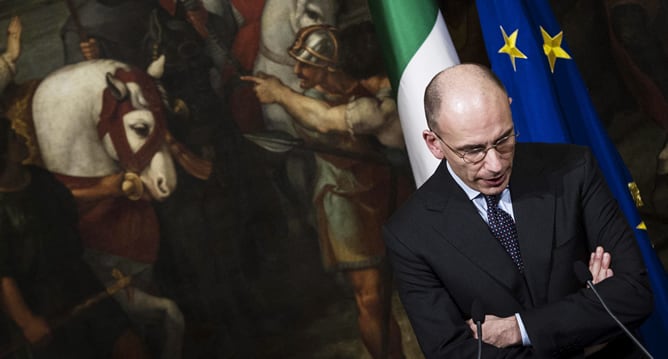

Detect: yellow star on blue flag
636,221,647,231
540,26,571,73
498,26,527,71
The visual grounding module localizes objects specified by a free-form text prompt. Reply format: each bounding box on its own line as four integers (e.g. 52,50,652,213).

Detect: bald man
383,64,652,358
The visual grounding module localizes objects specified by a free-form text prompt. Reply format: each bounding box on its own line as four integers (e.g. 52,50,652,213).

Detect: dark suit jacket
383,143,653,358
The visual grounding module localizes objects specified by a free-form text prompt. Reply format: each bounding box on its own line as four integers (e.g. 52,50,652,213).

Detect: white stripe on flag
397,11,459,187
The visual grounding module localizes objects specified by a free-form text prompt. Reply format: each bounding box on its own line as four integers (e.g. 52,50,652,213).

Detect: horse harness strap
97,67,167,173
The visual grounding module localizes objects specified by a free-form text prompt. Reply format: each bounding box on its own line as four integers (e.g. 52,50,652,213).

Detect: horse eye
305,9,319,21
130,123,151,138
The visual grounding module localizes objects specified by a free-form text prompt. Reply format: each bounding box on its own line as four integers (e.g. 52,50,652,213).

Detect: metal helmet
288,24,339,71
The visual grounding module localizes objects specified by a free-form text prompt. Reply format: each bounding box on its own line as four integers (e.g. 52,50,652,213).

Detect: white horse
31,57,184,359
254,0,340,135
32,56,177,200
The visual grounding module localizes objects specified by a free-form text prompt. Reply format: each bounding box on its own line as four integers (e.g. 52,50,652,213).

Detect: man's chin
480,188,504,196
479,177,509,195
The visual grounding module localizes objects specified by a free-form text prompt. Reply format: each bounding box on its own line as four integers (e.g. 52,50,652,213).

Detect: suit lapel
423,162,530,307
510,145,555,307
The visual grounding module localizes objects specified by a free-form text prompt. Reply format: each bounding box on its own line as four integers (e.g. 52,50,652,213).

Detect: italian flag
368,0,460,187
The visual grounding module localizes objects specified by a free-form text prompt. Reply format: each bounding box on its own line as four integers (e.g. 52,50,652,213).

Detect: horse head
98,56,177,201
31,57,178,201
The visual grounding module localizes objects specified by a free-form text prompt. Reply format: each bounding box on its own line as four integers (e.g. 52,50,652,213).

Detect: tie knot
483,194,500,209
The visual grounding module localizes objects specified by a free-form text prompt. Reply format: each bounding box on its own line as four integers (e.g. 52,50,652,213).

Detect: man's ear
423,130,445,160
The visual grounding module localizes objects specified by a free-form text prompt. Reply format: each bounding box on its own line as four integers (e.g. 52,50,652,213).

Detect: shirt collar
446,161,511,203
446,161,481,201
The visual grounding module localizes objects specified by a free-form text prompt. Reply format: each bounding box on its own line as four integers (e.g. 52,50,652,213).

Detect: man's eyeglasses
431,130,519,164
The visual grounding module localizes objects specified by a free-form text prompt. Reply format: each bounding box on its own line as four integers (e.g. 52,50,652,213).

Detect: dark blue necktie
483,194,524,272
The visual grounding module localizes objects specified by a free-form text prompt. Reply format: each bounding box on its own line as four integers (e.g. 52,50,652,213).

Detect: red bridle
97,67,167,173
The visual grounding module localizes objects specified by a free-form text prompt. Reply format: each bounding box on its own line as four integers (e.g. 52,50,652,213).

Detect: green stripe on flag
368,0,439,90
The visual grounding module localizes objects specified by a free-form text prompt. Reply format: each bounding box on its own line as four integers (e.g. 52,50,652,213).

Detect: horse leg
112,287,185,359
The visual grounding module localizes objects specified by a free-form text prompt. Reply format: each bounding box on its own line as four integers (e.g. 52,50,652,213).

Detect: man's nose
482,148,504,172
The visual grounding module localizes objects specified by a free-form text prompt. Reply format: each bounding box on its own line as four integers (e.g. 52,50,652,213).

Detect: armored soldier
245,24,409,359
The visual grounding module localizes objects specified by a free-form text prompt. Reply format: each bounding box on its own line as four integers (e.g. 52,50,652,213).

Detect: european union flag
476,0,668,356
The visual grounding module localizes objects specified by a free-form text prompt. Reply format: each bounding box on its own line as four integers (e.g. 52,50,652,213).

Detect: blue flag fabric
476,0,668,356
